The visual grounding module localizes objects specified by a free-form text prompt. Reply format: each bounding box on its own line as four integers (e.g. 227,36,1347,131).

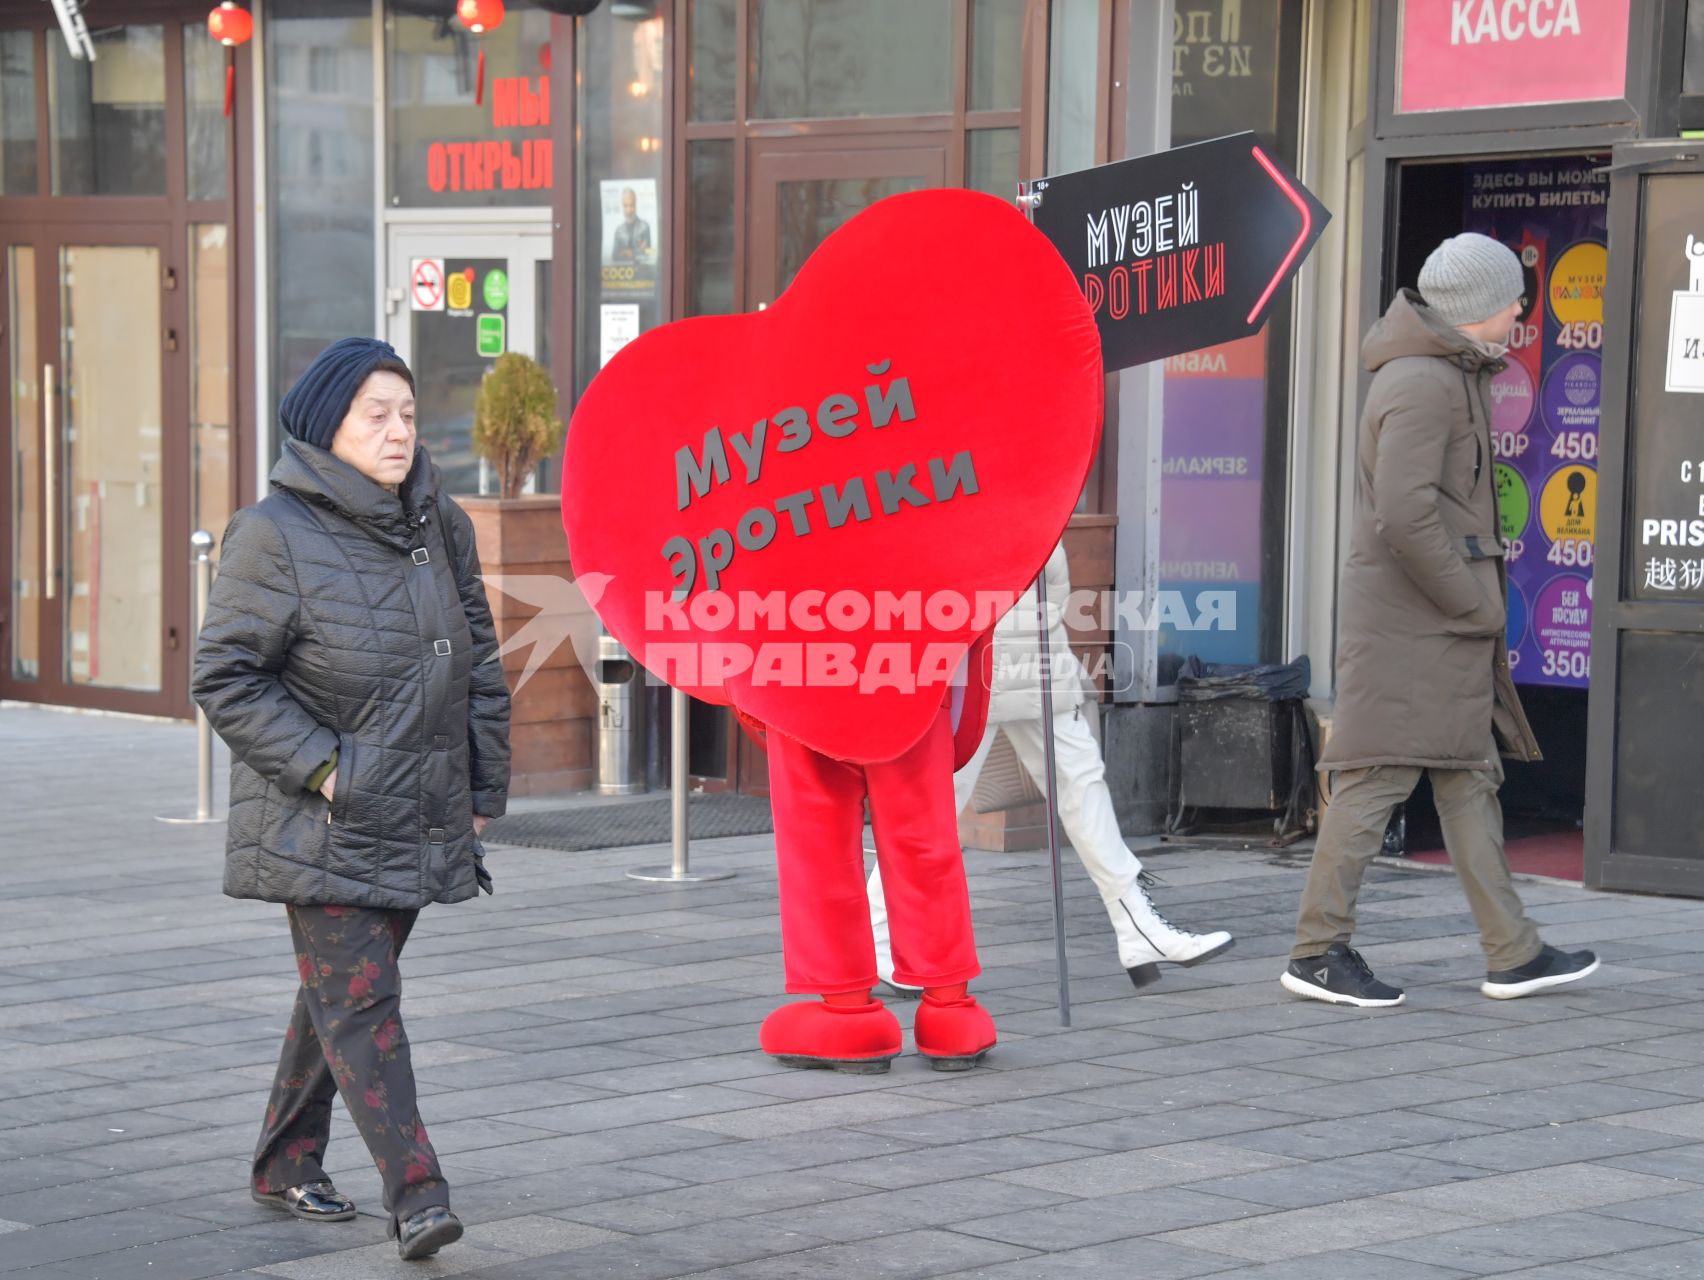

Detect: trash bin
1167,655,1314,841
596,634,648,796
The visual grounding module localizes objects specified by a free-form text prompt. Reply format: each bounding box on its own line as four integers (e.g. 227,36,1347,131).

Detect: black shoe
1281,943,1405,1008
251,1180,357,1222
389,1206,463,1261
1482,944,1599,999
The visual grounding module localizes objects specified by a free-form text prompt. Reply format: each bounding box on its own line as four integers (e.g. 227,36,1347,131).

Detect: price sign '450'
1556,321,1604,351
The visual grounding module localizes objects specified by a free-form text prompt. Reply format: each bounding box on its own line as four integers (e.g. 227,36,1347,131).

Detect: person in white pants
868,545,1234,991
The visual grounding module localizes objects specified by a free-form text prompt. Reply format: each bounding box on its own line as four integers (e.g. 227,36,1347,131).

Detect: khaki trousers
1292,749,1541,972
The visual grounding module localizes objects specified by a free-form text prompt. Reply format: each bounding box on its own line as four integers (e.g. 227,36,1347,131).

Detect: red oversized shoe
760,998,902,1074
913,991,997,1071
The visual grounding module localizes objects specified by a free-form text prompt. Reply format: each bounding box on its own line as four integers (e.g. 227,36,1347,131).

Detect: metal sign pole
159,530,223,826
628,686,734,883
1019,181,1071,1028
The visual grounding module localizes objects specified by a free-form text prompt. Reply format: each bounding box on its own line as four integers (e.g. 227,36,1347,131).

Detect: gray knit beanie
1418,233,1524,327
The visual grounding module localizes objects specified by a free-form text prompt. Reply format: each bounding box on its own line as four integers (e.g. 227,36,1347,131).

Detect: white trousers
867,707,1143,979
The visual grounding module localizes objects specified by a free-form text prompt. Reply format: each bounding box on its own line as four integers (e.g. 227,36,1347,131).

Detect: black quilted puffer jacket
193,438,510,909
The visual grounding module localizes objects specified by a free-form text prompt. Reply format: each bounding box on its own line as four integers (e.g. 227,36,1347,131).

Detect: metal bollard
158,531,224,826
628,686,733,883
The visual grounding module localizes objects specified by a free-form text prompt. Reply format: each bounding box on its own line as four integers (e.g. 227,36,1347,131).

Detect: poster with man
601,178,659,275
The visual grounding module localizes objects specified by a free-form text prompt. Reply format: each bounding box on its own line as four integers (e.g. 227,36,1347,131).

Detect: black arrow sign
1024,131,1331,373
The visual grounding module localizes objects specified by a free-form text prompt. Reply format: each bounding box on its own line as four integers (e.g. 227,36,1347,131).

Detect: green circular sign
1495,462,1531,542
483,268,509,311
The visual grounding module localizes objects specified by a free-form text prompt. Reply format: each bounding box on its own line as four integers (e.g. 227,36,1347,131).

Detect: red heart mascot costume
563,189,1102,1072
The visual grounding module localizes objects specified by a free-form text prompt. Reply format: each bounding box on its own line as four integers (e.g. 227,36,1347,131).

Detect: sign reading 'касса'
1024,131,1330,373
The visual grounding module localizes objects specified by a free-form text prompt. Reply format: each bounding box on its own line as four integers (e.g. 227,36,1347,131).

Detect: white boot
1107,873,1234,989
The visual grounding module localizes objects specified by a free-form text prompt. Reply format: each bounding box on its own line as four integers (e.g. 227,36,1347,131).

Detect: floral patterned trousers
253,904,447,1218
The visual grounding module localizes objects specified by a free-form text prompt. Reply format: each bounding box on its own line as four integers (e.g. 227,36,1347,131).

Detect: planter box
456,494,596,797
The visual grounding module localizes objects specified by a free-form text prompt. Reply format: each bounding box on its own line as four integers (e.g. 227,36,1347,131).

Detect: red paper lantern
206,4,252,119
456,0,505,34
456,0,505,105
207,2,253,46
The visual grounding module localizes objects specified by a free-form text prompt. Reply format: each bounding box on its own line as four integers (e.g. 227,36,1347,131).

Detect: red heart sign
562,188,1103,762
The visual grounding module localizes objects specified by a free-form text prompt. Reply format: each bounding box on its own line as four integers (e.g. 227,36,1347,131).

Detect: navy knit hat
279,337,414,451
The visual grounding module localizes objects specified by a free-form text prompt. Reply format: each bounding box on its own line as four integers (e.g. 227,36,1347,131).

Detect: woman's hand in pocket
319,770,336,802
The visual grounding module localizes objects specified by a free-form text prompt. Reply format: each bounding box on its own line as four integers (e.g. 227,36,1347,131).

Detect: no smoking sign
410,258,445,312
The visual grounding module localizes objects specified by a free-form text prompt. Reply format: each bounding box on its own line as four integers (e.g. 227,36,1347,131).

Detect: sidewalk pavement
6,705,1704,1279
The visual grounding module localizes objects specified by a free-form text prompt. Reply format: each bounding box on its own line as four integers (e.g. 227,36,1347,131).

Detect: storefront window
386,3,553,208
1687,0,1704,95
49,24,167,196
966,127,1019,197
1157,0,1301,675
266,0,376,428
687,140,735,316
689,0,738,122
185,23,230,202
0,31,37,195
970,0,1024,113
8,246,38,680
190,225,232,559
752,0,954,120
574,6,666,401
1046,0,1099,175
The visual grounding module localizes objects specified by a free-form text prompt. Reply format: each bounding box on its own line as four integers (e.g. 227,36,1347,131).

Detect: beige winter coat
1321,290,1540,773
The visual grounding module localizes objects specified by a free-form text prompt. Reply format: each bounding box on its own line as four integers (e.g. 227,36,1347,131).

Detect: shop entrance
2,227,185,717
1383,152,1609,881
385,225,551,497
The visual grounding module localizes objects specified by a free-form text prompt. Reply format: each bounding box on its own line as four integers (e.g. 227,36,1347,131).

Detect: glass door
386,226,552,497
746,139,950,309
2,226,180,715
693,139,951,796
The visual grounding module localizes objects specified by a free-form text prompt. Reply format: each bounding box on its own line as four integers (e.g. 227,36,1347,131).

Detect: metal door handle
43,363,56,601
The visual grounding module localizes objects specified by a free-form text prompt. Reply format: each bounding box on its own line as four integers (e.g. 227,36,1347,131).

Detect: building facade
3,1,1702,885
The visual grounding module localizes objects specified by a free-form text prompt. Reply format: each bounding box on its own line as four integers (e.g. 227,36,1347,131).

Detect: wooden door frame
745,133,952,306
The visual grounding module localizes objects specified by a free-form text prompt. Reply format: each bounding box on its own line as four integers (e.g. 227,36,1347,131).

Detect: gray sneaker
1482,944,1599,999
1281,943,1405,1008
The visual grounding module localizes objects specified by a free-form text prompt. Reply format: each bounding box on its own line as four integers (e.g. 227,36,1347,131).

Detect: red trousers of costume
766,705,980,994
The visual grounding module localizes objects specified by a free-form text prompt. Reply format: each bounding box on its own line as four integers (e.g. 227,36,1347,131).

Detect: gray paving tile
1401,1121,1694,1173
1389,1163,1687,1220
1152,1197,1485,1263
1185,1149,1475,1210
1365,1209,1693,1275
0,1209,215,1273
954,1187,1271,1249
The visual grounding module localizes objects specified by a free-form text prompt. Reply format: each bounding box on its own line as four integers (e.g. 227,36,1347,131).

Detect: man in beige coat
1282,233,1598,1008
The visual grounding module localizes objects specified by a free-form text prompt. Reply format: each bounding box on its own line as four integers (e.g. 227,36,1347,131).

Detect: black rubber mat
483,793,774,852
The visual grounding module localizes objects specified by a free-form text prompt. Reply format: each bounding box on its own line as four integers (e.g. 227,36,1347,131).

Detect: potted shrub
460,354,595,795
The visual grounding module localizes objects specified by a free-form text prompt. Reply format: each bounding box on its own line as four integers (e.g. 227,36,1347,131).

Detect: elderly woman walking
193,338,510,1261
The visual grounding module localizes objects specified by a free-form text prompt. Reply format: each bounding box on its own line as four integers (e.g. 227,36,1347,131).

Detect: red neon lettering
493,78,520,128
1082,272,1104,315
1204,243,1226,298
427,142,447,193
1157,254,1178,309
482,142,503,191
1131,259,1152,314
1181,248,1202,304
1108,265,1129,320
